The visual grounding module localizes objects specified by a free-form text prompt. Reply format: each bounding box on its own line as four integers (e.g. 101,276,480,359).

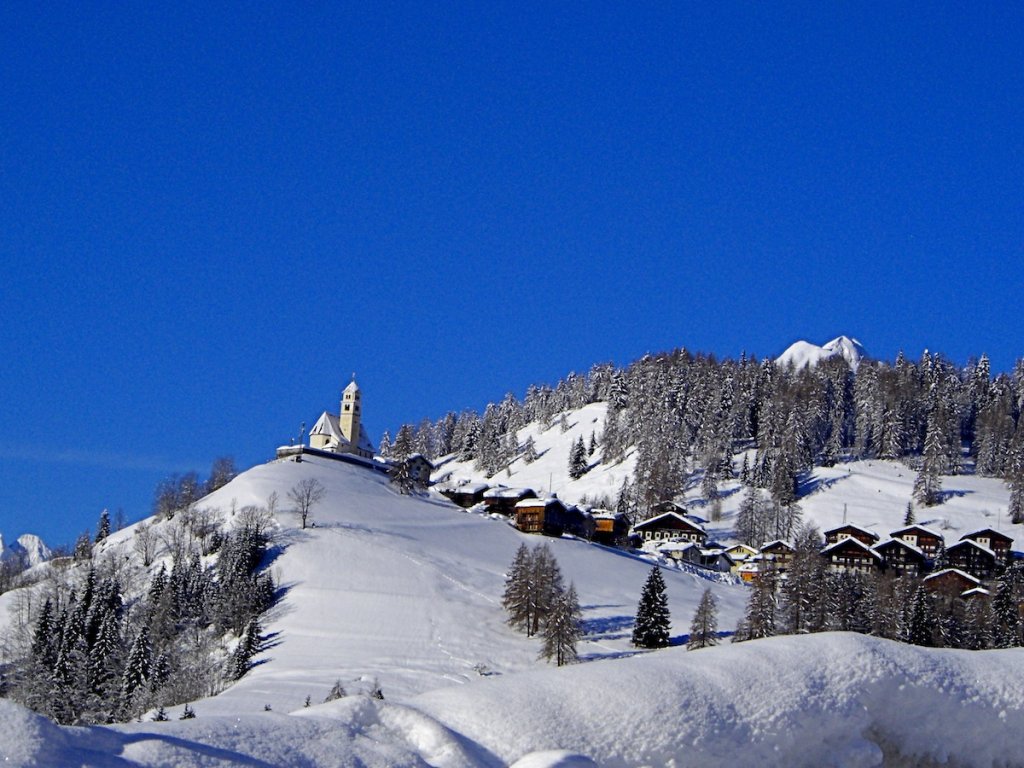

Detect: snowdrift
4,633,1024,767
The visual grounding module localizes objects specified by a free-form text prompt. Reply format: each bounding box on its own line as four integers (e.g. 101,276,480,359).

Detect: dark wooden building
889,525,945,561
961,529,1013,567
632,511,706,547
759,540,795,571
873,538,928,576
440,483,489,508
482,486,537,516
924,568,982,596
945,539,998,580
820,537,881,574
823,524,880,547
591,511,629,546
515,498,570,536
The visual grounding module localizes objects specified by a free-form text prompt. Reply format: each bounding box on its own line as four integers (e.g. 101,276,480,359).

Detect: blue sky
2,3,1022,546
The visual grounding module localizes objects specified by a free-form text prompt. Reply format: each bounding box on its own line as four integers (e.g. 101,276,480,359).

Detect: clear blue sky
2,3,1022,546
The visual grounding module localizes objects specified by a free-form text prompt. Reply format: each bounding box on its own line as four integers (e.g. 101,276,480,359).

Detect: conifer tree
741,567,777,641
522,436,539,464
687,588,719,650
95,509,111,543
907,586,937,647
903,502,915,526
502,544,535,635
539,582,582,666
569,436,588,480
632,566,671,648
991,576,1020,648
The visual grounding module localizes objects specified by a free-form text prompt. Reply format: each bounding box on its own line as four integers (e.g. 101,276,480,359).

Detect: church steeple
339,373,361,447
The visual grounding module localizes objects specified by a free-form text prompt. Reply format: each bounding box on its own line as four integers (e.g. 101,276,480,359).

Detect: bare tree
134,522,158,567
287,478,325,530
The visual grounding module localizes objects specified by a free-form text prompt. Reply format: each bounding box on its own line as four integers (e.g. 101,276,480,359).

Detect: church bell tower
339,374,361,448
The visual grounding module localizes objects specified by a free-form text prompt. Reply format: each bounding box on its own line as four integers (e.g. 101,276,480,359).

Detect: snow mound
777,335,866,371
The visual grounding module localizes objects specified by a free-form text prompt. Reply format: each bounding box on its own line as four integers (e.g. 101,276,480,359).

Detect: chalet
820,537,881,574
404,454,434,486
564,505,596,540
515,497,571,536
961,529,1013,567
759,540,795,571
698,546,736,573
945,539,998,580
737,558,763,583
591,511,629,546
649,500,688,517
632,512,707,547
873,538,928,577
725,543,758,567
823,524,880,547
924,568,982,596
441,483,489,508
889,525,945,561
482,486,537,516
658,541,703,567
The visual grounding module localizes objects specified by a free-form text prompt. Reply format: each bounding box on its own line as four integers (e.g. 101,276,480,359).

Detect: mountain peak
777,336,866,371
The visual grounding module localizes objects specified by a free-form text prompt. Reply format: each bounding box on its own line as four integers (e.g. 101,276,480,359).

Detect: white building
308,377,376,459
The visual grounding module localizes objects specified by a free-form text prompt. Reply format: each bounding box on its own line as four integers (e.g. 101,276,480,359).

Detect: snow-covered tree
687,588,719,650
539,582,582,666
632,566,671,649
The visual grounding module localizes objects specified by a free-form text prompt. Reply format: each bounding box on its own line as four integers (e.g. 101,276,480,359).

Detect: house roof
872,538,925,558
657,541,700,553
515,497,566,510
633,511,705,534
824,523,879,541
406,453,434,467
310,411,376,455
725,544,758,556
821,537,882,560
445,483,490,495
924,568,982,587
760,540,794,553
947,539,997,559
962,587,991,598
962,528,1014,545
483,486,535,500
890,524,944,540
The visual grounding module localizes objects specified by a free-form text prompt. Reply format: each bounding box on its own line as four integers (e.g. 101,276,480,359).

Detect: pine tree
120,627,152,713
502,544,535,635
632,566,671,649
991,576,1020,648
539,583,582,666
522,436,539,464
378,430,392,458
569,437,588,480
907,586,937,647
95,509,111,543
687,588,719,650
903,502,915,526
742,567,777,641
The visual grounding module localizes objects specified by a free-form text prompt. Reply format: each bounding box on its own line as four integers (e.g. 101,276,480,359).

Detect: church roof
311,411,344,442
344,377,360,394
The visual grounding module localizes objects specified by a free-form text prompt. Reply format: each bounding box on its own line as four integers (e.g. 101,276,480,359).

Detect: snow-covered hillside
777,335,867,371
434,402,1017,550
4,632,1024,766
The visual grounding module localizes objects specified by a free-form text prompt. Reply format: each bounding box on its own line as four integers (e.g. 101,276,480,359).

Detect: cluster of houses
440,481,1017,598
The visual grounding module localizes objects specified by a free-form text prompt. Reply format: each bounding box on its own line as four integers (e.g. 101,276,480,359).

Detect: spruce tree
632,566,671,648
687,588,719,650
903,502,915,526
539,582,582,666
742,567,777,641
502,544,534,635
95,509,111,543
569,437,588,480
907,586,937,647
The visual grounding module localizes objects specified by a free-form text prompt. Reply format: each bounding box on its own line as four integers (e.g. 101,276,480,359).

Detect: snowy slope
777,335,867,371
4,633,1024,767
0,534,51,567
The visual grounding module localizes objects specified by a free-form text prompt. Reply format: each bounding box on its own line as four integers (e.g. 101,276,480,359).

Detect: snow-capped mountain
776,335,867,371
0,533,51,567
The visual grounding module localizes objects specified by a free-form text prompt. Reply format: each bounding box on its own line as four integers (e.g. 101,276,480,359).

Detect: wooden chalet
820,537,881,574
945,539,998,580
759,540,795,571
725,543,758,565
961,529,1013,567
403,454,434,485
632,511,707,547
564,505,596,540
658,540,703,567
441,483,489,508
482,486,537,516
591,511,629,546
873,538,928,577
824,523,880,547
737,558,763,583
698,546,736,573
924,568,982,596
889,525,945,561
649,500,688,517
515,497,571,536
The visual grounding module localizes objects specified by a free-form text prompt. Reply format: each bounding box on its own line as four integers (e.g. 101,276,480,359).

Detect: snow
0,533,51,566
777,335,867,371
6,634,1024,766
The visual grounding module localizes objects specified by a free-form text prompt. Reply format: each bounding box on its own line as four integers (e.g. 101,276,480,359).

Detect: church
308,377,376,459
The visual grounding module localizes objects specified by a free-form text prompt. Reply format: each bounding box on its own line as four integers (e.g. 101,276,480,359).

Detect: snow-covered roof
657,541,700,553
310,411,344,440
483,486,535,500
924,568,982,587
872,538,925,558
515,497,565,509
822,537,882,559
947,539,997,558
633,511,705,533
760,540,793,553
824,523,879,540
444,482,490,495
961,528,1013,544
890,524,944,540
962,587,991,598
344,377,360,394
